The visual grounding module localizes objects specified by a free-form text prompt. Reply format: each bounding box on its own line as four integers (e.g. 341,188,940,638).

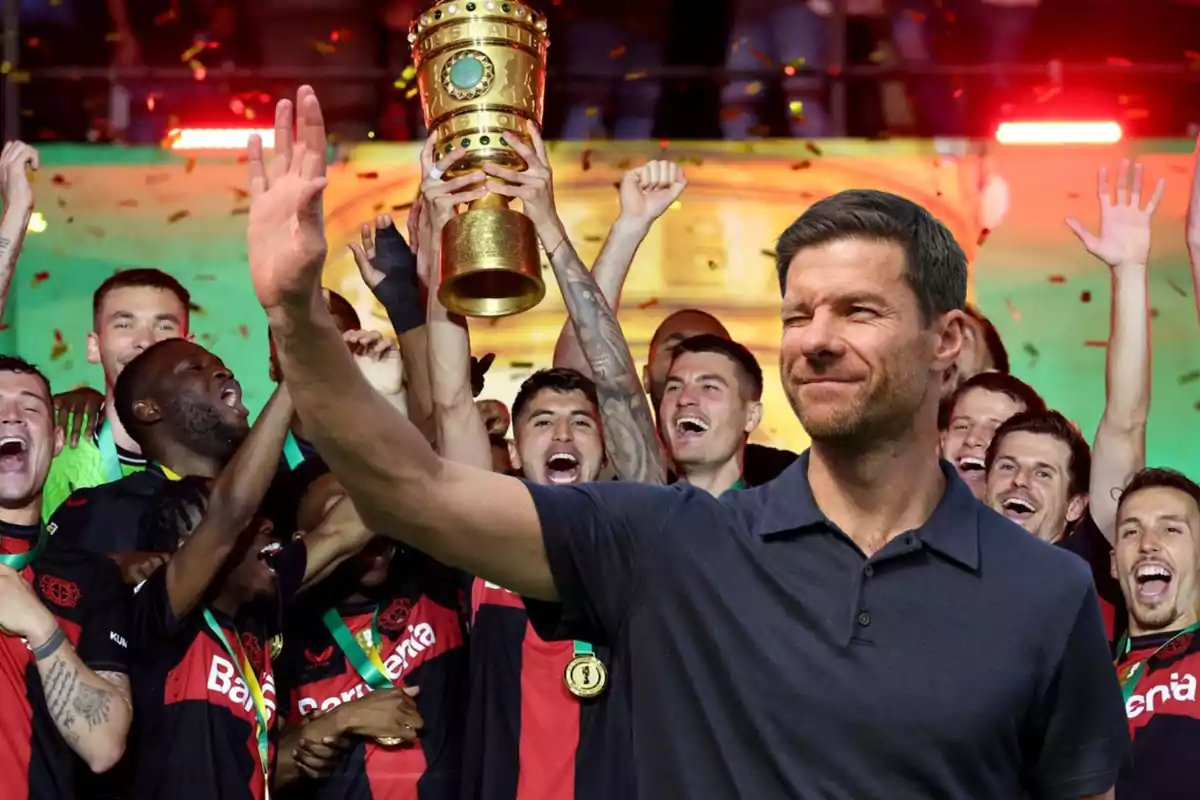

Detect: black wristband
32,627,66,661
374,272,426,335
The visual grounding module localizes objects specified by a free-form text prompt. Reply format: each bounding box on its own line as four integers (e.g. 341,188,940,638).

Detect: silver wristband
31,627,66,661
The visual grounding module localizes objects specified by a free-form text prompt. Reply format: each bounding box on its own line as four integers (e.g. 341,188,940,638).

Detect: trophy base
439,203,545,318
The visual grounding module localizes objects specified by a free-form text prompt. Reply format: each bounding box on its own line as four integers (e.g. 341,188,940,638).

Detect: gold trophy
410,0,550,317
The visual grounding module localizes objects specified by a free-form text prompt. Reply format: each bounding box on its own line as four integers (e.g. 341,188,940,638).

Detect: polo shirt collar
753,449,981,570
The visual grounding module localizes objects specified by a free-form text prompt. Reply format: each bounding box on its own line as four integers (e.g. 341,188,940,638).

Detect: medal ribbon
1115,620,1200,703
282,433,306,470
97,423,124,483
573,641,595,659
0,526,48,571
202,610,273,796
321,607,394,691
730,477,748,491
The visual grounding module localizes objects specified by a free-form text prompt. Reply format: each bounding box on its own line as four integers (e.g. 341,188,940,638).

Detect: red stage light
994,121,1122,145
166,128,275,150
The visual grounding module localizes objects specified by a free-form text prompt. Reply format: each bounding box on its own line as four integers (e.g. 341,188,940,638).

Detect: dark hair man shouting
247,87,1129,799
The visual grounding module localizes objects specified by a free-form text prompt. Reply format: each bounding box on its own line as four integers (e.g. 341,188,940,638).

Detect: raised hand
618,160,687,226
348,215,418,291
481,119,557,232
246,86,330,312
52,386,104,447
343,329,405,397
419,135,487,238
0,565,56,643
1065,160,1164,269
0,141,39,213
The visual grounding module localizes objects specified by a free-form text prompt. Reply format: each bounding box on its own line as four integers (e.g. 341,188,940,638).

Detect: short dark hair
0,355,52,403
511,368,599,422
93,268,191,328
112,339,187,439
965,304,1009,373
775,189,967,324
986,410,1091,498
669,334,764,401
1118,468,1200,519
940,370,1045,430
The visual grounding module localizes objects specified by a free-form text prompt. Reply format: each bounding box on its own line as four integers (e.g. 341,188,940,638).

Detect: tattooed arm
36,651,132,772
484,124,669,484
0,141,39,324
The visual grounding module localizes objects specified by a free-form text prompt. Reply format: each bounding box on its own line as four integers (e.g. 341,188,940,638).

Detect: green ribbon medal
565,641,607,699
202,610,273,795
322,607,410,746
0,526,48,571
282,433,306,470
1115,620,1200,703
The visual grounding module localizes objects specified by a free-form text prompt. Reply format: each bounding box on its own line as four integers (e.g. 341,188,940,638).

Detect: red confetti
51,174,71,187
790,160,812,171
145,173,170,185
29,271,49,287
977,228,991,246
608,45,627,59
167,210,190,223
1084,340,1107,348
356,171,380,180
1048,275,1066,283
804,141,823,156
581,149,592,171
231,187,249,199
185,158,197,174
637,298,660,310
117,199,138,208
1080,290,1092,303
905,9,927,22
50,330,69,361
0,324,9,332
238,325,250,338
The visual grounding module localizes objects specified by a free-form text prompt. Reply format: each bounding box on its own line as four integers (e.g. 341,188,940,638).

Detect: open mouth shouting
673,414,710,441
545,449,582,485
219,379,249,417
258,541,283,573
999,493,1038,525
0,435,30,473
1132,561,1174,606
957,456,987,483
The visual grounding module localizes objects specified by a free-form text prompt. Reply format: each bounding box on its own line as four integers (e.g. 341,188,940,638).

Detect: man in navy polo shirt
248,87,1129,800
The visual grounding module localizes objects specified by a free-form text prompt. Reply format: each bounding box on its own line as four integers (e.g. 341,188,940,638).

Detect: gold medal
375,736,405,747
356,628,373,650
564,654,607,699
268,635,283,660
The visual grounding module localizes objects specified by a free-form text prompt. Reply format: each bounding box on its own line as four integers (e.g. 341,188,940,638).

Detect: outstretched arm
0,141,39,324
246,88,554,600
484,125,669,485
1065,160,1161,541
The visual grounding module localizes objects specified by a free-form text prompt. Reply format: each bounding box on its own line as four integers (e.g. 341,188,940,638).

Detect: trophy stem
472,192,510,212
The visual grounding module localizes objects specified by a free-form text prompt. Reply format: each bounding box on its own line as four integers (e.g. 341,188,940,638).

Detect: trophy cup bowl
410,0,550,318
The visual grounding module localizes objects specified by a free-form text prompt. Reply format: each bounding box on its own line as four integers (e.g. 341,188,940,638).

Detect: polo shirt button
857,611,871,627
863,565,874,578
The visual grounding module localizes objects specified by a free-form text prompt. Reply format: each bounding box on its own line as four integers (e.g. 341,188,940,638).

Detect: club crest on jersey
1126,671,1198,718
304,646,335,665
208,654,277,723
241,633,264,668
1161,634,1194,660
38,575,81,608
378,598,412,633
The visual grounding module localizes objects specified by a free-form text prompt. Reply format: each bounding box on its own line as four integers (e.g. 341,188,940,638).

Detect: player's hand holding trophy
410,0,550,317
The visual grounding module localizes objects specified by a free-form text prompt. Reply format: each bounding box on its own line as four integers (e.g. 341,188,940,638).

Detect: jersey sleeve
130,566,187,645
46,487,103,553
1025,581,1131,799
75,556,133,673
520,480,681,646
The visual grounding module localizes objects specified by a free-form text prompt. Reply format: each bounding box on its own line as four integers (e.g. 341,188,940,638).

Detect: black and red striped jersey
460,578,632,800
277,549,470,800
1058,513,1127,647
0,520,131,800
127,544,306,800
1116,627,1200,799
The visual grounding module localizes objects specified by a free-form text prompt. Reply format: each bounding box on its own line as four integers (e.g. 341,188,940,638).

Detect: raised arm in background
246,88,554,600
1187,132,1200,323
162,384,293,619
348,213,436,442
0,567,131,773
417,142,494,470
551,160,687,376
0,141,39,324
1066,160,1162,540
484,122,669,484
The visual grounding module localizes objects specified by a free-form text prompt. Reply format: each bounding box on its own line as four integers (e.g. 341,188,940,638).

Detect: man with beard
275,471,468,799
47,339,250,561
249,89,1127,798
940,371,1046,499
0,356,133,797
1110,468,1200,799
42,269,193,517
658,334,763,495
984,410,1127,644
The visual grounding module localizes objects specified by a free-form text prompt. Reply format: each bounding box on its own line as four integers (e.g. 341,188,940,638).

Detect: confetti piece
1179,370,1200,385
750,48,772,66
804,141,822,156
391,202,414,212
154,8,178,25
746,81,763,96
231,187,249,200
1150,307,1160,319
185,158,197,174
180,42,207,62
312,40,337,56
609,45,627,59
977,228,991,246
1023,342,1039,359
790,160,812,170
1048,275,1066,283
167,210,190,224
760,249,774,258
637,298,660,310
707,260,719,270
196,274,218,281
510,361,534,369
1080,290,1092,303
30,271,49,287
50,330,69,361
51,174,71,187
788,101,805,119
1084,340,1107,348
1004,298,1020,322
200,333,215,344
146,173,170,185
86,226,105,238
1066,192,1080,200
189,302,206,315
356,171,380,179
56,197,67,210
1167,278,1189,297
65,217,74,224
581,149,592,171
624,71,648,81
238,325,250,338
117,199,138,208
188,60,207,81
230,208,250,216
373,202,385,213
1194,401,1200,413
905,9,926,22
582,235,603,243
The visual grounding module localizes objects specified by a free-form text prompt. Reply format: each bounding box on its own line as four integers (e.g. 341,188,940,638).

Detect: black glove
370,223,425,335
471,353,496,398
